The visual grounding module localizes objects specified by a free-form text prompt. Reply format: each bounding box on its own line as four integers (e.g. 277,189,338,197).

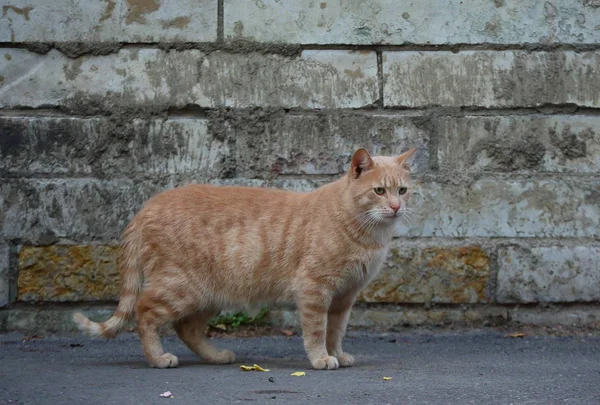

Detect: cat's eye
374,187,386,195
398,187,408,195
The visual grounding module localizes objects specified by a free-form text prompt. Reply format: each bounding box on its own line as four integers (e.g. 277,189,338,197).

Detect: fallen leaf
69,343,84,348
383,377,392,381
253,364,270,372
159,391,173,398
212,324,227,331
290,371,306,377
506,332,526,338
240,364,270,372
281,329,296,337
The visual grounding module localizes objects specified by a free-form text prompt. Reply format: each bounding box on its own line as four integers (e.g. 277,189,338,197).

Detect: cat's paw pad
338,352,355,367
209,349,236,364
312,355,340,370
151,353,179,368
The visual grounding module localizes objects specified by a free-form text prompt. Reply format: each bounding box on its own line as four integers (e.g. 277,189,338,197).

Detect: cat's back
132,183,318,283
153,183,289,203
138,183,302,225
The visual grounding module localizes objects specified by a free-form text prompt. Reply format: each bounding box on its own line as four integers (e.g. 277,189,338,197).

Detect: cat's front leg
327,289,359,367
298,290,339,370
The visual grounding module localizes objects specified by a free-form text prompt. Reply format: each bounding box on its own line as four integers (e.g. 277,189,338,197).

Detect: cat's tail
73,220,143,338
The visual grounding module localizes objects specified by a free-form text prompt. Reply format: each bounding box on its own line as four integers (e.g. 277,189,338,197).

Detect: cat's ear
396,149,416,170
350,148,375,178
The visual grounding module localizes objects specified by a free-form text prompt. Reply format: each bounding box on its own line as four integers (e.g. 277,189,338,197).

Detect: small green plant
208,307,270,329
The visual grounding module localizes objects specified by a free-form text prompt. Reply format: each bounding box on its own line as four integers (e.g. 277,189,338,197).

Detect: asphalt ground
1,329,599,405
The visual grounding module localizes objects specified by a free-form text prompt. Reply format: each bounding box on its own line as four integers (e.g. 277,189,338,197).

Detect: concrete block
0,48,203,109
509,305,600,327
3,177,598,242
0,117,233,178
0,306,119,334
0,49,378,109
18,245,120,302
224,0,600,45
215,111,430,178
0,178,159,243
270,306,509,330
497,246,600,303
0,242,9,307
438,115,600,173
0,178,327,243
394,179,600,238
360,245,490,304
0,0,217,42
4,304,600,333
197,49,379,108
383,51,600,108
18,241,500,304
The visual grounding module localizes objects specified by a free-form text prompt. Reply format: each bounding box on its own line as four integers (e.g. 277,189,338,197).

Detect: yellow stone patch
17,244,490,304
360,246,490,304
18,245,120,302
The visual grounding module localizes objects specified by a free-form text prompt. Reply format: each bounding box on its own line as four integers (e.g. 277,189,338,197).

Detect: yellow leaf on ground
252,364,270,372
240,364,270,372
383,377,392,381
290,371,306,376
506,332,526,338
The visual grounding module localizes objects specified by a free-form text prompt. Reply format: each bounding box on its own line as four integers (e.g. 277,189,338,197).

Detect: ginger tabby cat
74,148,416,370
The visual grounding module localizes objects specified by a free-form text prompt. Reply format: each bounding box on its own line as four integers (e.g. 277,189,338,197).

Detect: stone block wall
1,0,599,330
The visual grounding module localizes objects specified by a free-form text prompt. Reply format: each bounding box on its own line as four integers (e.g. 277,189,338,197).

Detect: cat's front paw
311,355,340,370
337,352,355,367
150,353,179,368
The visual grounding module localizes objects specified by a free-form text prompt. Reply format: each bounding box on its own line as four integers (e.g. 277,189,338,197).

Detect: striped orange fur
73,148,417,369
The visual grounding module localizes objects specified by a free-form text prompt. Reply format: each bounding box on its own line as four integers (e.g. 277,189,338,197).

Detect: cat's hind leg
174,311,236,364
136,294,180,368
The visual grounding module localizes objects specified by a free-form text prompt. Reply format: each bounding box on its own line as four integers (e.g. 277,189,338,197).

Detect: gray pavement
1,330,599,405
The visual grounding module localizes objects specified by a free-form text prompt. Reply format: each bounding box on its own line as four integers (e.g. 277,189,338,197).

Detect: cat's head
345,148,416,226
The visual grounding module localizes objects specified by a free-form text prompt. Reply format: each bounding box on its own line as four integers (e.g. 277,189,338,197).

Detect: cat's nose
390,204,400,213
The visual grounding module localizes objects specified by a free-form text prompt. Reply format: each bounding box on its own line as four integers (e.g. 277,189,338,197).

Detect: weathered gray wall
1,0,599,330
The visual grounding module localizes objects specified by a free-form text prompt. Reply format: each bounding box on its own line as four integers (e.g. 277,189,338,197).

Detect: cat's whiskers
399,207,414,229
355,209,382,226
354,213,372,230
368,209,393,235
363,214,381,231
363,208,385,220
353,209,388,238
